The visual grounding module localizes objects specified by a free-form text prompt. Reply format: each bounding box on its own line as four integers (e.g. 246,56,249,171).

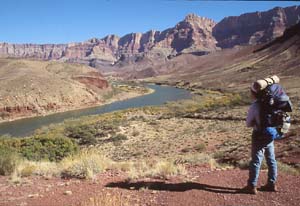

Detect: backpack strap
269,76,276,84
257,100,267,132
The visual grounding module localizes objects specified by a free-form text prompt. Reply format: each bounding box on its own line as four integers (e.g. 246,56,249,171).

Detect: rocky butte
213,5,300,48
0,14,217,67
0,5,299,68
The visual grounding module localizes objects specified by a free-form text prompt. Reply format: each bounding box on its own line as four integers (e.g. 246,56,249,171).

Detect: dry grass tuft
11,159,60,181
60,149,112,179
277,162,300,176
121,159,186,180
80,191,130,206
33,161,61,177
9,149,113,180
176,153,216,166
9,171,22,184
152,161,186,178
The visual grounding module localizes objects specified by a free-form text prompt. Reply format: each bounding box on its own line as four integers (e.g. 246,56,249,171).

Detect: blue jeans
248,132,277,187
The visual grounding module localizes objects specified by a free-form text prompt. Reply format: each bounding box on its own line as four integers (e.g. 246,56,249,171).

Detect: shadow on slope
106,181,244,194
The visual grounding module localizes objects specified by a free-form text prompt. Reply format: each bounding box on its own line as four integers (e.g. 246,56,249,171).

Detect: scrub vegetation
0,88,299,182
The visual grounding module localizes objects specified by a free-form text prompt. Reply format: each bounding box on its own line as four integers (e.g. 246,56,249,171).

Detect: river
0,84,192,137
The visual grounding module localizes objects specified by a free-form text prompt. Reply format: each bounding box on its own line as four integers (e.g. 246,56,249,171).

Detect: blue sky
0,0,299,44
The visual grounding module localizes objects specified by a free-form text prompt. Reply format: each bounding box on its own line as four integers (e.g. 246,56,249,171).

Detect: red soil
1,165,300,206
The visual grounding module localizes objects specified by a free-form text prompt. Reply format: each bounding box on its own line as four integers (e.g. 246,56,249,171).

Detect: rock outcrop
72,72,109,89
0,14,217,66
0,43,67,60
150,14,217,54
162,14,217,53
213,5,300,48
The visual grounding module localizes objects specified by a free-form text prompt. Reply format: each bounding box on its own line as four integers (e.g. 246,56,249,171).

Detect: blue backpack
258,83,292,140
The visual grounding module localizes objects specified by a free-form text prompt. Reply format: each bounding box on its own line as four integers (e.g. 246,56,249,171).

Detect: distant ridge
0,5,299,69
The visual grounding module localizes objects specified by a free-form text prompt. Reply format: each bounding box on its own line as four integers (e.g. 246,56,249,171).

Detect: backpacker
255,76,293,140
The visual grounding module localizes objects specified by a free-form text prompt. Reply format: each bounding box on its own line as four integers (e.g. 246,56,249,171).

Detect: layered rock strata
213,6,300,48
0,14,218,66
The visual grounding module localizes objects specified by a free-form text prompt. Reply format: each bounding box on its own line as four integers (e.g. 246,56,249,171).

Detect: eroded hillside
0,59,110,121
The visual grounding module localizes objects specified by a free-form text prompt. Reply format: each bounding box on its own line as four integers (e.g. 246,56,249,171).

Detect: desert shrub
213,150,225,160
165,91,247,115
165,98,202,115
0,136,78,162
65,119,123,145
0,145,21,175
19,136,78,161
195,93,246,112
109,134,128,145
132,130,140,137
194,143,206,152
17,162,36,177
65,125,98,145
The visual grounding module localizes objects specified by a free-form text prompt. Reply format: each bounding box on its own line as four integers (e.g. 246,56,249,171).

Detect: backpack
258,83,293,140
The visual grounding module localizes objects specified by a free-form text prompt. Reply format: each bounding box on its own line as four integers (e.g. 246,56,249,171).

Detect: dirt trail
1,166,299,206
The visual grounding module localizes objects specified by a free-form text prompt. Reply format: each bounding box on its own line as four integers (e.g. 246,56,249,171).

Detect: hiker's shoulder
250,100,261,109
247,101,262,115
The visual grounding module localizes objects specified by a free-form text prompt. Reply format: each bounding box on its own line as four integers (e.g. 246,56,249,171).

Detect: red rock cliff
213,6,300,48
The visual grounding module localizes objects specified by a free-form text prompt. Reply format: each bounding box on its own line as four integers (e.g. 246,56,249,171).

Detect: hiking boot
260,182,278,192
241,185,258,195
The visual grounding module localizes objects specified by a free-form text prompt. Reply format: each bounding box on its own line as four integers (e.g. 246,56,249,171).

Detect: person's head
250,82,260,99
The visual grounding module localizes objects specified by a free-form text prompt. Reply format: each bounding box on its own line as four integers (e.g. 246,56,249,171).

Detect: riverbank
0,84,191,137
0,84,154,124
